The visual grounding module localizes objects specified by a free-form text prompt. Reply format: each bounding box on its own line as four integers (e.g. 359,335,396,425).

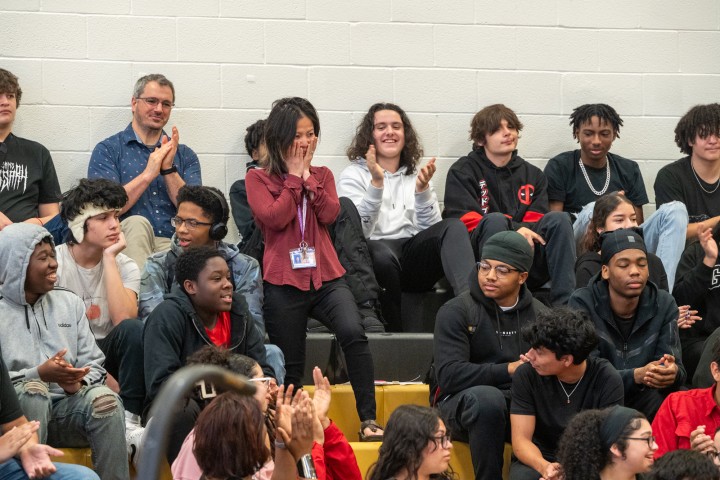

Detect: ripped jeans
14,381,129,480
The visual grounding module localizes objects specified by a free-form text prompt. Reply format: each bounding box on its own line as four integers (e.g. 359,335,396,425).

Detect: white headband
68,204,119,244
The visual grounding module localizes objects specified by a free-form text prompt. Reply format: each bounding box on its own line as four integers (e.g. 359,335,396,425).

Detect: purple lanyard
296,195,308,246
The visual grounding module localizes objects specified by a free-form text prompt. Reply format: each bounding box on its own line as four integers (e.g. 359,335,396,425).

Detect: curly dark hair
61,178,128,244
579,191,634,254
646,449,720,480
367,405,455,480
244,119,266,158
176,185,229,226
469,104,523,148
346,102,424,174
175,245,223,293
569,104,623,139
263,97,320,177
674,104,720,156
194,391,270,479
0,68,22,107
557,408,645,480
522,307,598,364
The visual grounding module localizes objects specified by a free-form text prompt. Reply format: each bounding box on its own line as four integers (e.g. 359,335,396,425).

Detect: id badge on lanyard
290,195,317,269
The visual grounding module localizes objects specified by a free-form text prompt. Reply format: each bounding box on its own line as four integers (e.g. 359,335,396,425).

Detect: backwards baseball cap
482,230,533,272
600,228,647,265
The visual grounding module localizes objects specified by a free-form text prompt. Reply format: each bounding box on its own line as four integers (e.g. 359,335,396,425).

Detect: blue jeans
0,458,98,480
573,201,688,290
15,382,129,480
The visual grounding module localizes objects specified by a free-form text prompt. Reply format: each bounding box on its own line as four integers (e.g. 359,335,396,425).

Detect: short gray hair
133,74,175,102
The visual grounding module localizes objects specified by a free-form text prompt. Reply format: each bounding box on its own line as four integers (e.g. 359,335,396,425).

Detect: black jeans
97,318,145,416
264,278,377,421
438,386,511,480
368,218,475,330
471,211,576,305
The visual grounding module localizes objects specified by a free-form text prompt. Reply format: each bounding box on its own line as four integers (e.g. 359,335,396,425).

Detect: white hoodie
337,158,442,240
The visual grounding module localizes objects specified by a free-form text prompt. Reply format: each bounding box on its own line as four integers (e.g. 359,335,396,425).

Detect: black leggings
263,278,377,421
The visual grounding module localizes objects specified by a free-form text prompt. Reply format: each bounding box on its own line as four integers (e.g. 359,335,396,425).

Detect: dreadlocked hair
674,104,720,156
570,104,623,139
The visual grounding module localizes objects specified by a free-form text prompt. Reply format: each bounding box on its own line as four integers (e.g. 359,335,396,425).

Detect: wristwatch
160,165,178,175
296,454,317,479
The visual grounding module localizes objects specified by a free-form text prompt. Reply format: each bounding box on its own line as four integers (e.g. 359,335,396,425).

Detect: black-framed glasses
621,436,656,448
136,97,174,110
477,261,520,279
430,433,452,449
171,216,213,230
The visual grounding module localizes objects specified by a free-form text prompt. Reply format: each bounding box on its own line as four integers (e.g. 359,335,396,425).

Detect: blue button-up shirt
88,123,202,237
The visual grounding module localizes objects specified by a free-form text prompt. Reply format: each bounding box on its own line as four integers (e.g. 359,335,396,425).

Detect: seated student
646,449,720,480
576,192,668,290
674,224,720,384
231,119,384,332
338,102,475,330
443,104,576,306
245,97,382,441
0,223,128,480
432,230,548,480
556,406,656,480
510,307,624,480
0,68,66,244
545,103,687,288
54,178,145,454
652,336,720,459
0,356,100,480
173,347,362,480
143,245,272,462
138,184,285,382
569,228,685,420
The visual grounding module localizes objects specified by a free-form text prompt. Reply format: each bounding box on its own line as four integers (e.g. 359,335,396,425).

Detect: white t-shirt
55,244,141,340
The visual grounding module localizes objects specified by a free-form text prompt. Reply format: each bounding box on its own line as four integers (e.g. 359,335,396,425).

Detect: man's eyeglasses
621,436,656,448
136,97,174,110
249,377,272,386
171,216,213,230
477,261,520,279
430,433,452,449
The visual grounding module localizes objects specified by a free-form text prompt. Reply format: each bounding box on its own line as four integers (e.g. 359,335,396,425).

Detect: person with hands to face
431,230,548,480
339,102,475,331
54,178,147,456
89,74,202,270
246,97,383,441
0,223,128,480
509,308,624,480
569,229,685,420
443,104,576,306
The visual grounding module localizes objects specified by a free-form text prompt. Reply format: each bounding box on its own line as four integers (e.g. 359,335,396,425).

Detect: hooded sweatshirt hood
0,223,54,306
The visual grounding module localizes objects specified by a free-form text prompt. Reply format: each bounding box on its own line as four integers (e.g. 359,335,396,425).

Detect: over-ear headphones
206,188,229,241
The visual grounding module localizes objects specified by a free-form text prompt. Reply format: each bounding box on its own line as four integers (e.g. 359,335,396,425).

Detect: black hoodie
143,284,271,407
432,267,549,399
443,147,549,231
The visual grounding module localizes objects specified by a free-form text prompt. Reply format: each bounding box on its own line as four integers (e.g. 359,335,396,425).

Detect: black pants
165,398,202,464
264,278,377,421
97,318,145,416
438,386,511,480
368,218,475,330
471,211,576,305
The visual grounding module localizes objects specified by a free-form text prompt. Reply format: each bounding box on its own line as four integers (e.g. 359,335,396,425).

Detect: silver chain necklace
578,157,611,196
690,163,720,194
558,373,585,404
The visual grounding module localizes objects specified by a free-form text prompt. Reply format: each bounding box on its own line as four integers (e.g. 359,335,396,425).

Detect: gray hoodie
0,223,106,399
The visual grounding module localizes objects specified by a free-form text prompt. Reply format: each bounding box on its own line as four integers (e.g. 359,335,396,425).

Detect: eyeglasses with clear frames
621,435,656,448
171,216,213,230
430,433,452,449
477,261,520,279
136,97,175,110
249,377,272,387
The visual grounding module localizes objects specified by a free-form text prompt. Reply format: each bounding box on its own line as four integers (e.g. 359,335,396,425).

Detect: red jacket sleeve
246,169,303,231
651,397,682,459
322,421,362,480
305,167,340,226
311,441,327,480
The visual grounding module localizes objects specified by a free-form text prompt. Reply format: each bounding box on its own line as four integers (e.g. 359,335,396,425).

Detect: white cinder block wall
2,1,720,242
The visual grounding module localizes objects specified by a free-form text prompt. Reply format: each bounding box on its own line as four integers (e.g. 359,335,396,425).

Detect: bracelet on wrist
274,439,287,450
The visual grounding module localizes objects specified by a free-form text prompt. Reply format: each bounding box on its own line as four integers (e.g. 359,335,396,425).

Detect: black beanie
600,228,646,265
482,231,533,273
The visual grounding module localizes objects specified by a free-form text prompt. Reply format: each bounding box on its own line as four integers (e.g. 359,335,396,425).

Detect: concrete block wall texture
2,1,720,243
